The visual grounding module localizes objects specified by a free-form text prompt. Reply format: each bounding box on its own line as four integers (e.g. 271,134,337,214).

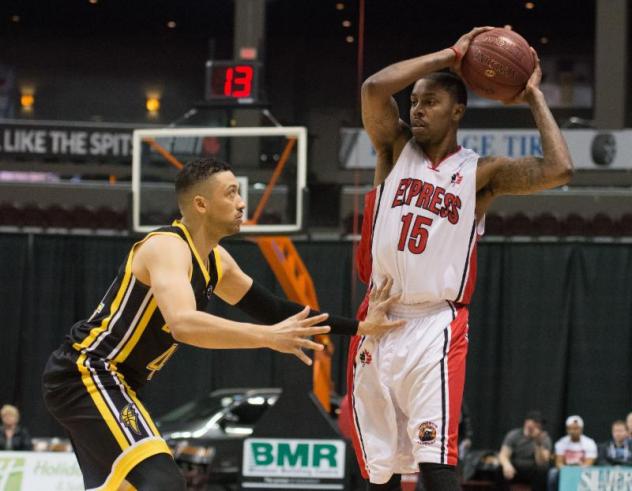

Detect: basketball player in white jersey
348,27,574,490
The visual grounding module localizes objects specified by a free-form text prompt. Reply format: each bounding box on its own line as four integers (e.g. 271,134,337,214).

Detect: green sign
243,438,345,479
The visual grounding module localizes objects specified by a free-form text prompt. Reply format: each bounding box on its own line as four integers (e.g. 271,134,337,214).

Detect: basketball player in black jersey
42,158,404,491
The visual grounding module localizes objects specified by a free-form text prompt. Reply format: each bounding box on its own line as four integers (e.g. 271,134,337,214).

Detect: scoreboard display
205,60,263,105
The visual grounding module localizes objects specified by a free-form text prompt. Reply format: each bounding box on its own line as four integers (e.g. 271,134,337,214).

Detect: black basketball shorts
42,345,171,490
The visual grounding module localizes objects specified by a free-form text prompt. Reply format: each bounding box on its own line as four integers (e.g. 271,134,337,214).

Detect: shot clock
205,60,263,105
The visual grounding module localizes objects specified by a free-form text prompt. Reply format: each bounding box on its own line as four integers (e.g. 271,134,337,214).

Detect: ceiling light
167,20,176,29
88,0,98,4
504,24,512,30
11,15,20,22
525,2,535,9
342,20,351,28
335,3,345,10
146,97,160,113
20,94,34,110
540,36,549,44
345,35,354,43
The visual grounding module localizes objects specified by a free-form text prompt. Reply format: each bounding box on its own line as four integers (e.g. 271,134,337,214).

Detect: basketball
461,27,535,101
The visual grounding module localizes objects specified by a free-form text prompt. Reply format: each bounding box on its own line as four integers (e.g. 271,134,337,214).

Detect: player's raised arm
476,48,574,203
135,236,329,365
362,26,493,185
214,246,404,337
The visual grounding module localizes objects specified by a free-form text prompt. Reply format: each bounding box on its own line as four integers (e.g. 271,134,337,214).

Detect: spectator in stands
598,420,632,466
0,404,32,451
626,412,632,440
548,415,597,490
498,410,551,491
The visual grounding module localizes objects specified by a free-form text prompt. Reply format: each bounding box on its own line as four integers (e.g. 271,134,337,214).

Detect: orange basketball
461,28,535,101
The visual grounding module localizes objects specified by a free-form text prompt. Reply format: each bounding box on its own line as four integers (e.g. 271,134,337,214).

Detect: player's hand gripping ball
459,27,535,102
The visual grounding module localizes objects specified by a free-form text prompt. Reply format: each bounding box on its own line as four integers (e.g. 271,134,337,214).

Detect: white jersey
371,140,482,304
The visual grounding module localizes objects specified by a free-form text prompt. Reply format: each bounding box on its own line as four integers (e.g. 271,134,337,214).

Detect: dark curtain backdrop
0,234,630,450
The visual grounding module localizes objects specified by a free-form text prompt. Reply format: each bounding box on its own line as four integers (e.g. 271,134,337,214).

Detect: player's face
200,171,245,236
409,80,462,145
612,424,628,444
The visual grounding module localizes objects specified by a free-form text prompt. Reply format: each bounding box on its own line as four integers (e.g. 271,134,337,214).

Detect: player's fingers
293,349,312,366
299,313,329,326
299,339,325,351
291,306,310,320
471,26,495,36
301,325,331,337
379,293,401,309
382,276,394,299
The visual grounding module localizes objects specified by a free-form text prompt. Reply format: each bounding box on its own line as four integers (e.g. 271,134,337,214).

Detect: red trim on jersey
459,238,479,304
345,291,371,479
446,305,469,466
356,188,378,284
426,145,462,170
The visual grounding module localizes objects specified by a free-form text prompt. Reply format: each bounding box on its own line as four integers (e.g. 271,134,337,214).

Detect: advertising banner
0,451,83,491
340,128,631,170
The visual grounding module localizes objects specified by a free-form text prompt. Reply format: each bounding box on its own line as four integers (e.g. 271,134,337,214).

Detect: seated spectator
548,415,597,491
627,412,632,440
0,404,32,451
598,420,632,466
498,410,551,491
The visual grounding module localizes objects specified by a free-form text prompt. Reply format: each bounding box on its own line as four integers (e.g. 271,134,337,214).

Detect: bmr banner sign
340,128,632,170
0,451,83,491
242,438,346,489
560,466,632,491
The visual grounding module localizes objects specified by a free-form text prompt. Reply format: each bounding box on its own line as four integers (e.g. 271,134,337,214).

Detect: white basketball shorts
350,301,468,484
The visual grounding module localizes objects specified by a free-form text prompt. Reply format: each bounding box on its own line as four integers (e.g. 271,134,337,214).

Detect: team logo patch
120,404,142,435
359,349,372,366
451,172,463,185
206,284,214,299
418,421,438,445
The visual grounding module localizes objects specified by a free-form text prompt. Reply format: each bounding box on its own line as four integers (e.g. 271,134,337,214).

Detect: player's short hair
422,71,468,106
612,419,627,428
175,158,233,197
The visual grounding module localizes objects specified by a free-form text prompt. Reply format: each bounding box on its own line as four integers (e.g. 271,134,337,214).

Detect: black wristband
235,281,358,336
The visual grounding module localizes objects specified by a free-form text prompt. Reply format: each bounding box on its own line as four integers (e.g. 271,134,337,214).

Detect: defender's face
409,80,461,145
197,171,245,236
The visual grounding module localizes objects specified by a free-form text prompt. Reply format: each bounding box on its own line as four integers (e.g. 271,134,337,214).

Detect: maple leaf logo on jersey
120,404,141,435
359,349,372,366
451,172,463,185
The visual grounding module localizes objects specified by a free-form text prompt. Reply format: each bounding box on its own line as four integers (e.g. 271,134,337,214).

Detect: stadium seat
484,213,504,236
22,203,48,227
46,204,74,229
591,213,616,236
533,212,561,236
70,205,97,229
504,213,533,236
564,213,587,236
618,213,632,236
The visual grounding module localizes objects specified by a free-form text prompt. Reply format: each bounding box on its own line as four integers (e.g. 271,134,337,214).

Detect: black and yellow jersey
66,220,222,389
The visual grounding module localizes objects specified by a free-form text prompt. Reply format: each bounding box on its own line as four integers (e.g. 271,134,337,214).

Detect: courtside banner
340,128,631,170
242,438,346,489
0,119,157,161
0,451,83,491
559,466,632,491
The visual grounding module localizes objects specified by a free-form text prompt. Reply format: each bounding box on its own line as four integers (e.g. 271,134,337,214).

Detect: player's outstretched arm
362,26,493,186
135,236,329,365
215,246,404,337
476,48,574,202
